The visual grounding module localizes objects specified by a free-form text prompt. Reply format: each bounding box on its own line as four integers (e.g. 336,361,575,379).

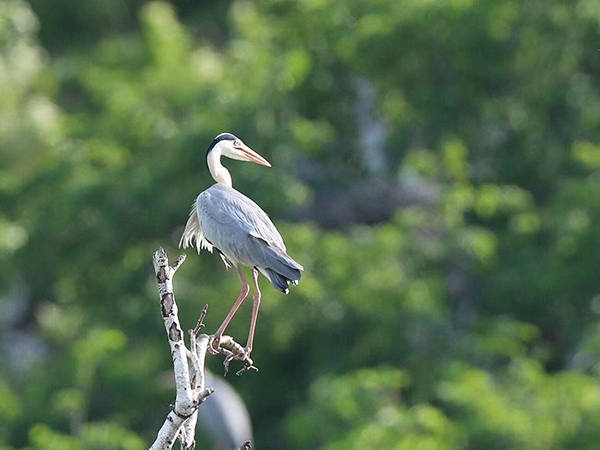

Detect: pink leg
246,268,261,354
212,266,250,349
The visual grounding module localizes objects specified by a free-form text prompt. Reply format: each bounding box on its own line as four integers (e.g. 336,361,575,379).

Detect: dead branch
149,247,252,450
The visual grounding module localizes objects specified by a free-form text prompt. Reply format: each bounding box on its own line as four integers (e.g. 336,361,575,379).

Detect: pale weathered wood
149,247,253,450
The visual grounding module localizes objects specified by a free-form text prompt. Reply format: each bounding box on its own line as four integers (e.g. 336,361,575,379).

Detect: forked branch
149,247,252,450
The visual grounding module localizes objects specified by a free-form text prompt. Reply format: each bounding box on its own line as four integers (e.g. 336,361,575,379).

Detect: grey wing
197,185,283,250
180,186,282,253
197,186,303,277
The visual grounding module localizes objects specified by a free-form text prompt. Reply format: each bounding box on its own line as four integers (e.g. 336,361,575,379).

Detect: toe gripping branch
210,334,260,376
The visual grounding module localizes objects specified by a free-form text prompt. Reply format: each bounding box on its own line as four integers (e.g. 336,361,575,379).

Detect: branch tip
154,246,166,259
152,247,169,270
171,254,187,272
200,387,214,403
193,304,209,334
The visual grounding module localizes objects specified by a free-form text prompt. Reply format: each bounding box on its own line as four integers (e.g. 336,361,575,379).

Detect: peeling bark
149,248,253,450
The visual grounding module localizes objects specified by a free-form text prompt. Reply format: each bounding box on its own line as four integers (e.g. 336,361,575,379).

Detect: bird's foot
216,336,259,376
226,351,259,377
207,335,221,355
235,361,259,377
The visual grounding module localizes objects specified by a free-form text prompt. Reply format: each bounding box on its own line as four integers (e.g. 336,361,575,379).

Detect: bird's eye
234,140,241,147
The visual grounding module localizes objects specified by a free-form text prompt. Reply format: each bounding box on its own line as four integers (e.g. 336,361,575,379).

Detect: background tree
1,0,600,448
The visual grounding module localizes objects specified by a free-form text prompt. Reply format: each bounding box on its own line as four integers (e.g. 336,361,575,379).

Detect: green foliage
439,361,600,449
287,368,464,450
25,422,144,450
1,0,600,449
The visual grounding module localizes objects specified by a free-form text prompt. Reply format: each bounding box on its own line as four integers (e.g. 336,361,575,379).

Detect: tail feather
266,247,303,279
264,269,292,293
254,243,303,293
248,237,303,285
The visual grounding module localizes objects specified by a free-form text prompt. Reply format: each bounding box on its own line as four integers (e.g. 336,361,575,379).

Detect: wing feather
181,183,303,290
197,184,285,252
179,199,213,253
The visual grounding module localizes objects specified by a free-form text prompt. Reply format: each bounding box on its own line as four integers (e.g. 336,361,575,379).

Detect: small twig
193,304,209,335
186,345,201,390
199,387,214,402
171,254,187,272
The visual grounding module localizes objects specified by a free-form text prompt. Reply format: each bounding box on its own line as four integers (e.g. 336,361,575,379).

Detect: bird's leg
210,266,250,354
245,268,262,356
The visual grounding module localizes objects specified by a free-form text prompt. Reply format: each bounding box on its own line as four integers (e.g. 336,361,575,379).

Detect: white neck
207,147,232,187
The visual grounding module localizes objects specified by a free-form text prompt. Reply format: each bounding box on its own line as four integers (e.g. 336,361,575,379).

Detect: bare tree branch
149,247,253,450
150,247,202,450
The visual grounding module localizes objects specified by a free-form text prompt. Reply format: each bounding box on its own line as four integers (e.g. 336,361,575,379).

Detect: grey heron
180,133,303,356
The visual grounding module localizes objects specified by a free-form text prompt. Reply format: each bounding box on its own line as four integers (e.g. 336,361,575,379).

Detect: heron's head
207,133,271,167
